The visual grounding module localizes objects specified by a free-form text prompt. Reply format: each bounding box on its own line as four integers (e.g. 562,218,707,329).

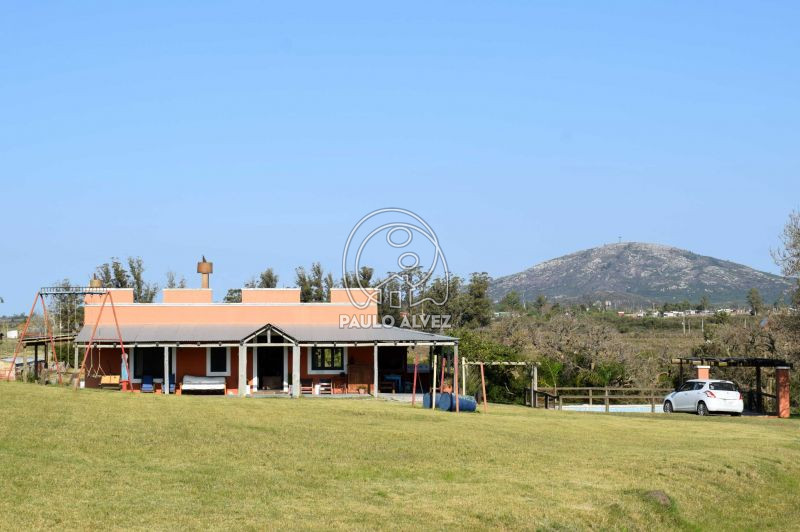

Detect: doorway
256,346,285,392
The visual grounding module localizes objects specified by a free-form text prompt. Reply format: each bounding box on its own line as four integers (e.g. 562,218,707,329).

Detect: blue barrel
458,395,478,412
423,392,432,408
438,392,453,411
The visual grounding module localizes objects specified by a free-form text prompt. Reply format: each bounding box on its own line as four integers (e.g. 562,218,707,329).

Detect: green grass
1,383,799,530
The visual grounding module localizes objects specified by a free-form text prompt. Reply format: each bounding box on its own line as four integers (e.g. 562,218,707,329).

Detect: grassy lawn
1,383,799,530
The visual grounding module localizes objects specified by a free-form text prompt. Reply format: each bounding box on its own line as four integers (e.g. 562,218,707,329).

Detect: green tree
223,289,242,303
295,262,333,302
747,288,764,315
697,295,710,311
461,272,492,328
165,271,186,289
128,257,158,303
498,291,523,312
533,294,548,313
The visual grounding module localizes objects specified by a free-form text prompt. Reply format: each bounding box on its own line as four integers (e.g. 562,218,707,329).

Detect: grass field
1,383,799,530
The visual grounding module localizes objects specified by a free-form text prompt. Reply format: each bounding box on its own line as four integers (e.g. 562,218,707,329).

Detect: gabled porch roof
76,323,457,347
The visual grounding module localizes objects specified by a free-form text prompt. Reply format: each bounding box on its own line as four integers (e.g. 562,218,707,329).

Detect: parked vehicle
663,379,743,416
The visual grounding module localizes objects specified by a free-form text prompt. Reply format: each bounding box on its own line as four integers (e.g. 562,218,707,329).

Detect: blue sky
1,1,798,311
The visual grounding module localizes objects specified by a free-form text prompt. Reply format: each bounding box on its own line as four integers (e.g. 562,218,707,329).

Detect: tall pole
454,344,459,413
431,353,437,410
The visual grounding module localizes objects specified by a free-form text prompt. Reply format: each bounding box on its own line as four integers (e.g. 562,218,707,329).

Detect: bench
181,375,226,393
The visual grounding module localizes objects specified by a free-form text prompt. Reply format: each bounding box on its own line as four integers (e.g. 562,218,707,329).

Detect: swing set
3,285,131,391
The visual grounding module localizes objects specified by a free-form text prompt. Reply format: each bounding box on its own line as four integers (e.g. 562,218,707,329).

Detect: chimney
197,255,213,288
89,275,103,288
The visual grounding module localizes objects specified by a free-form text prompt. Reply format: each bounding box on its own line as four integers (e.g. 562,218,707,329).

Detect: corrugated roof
76,323,456,344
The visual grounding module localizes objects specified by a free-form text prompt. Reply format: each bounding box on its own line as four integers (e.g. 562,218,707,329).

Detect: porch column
163,345,169,395
238,344,248,397
776,366,791,419
373,343,379,397
292,344,300,398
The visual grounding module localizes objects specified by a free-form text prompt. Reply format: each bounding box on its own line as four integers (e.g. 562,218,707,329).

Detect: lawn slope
1,383,799,530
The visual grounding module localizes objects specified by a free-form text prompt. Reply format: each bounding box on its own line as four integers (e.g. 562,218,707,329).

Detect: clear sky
1,2,798,312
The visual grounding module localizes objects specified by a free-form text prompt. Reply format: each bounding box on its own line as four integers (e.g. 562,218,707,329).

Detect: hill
490,242,795,307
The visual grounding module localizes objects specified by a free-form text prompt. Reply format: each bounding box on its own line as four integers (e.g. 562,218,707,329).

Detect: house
75,262,456,397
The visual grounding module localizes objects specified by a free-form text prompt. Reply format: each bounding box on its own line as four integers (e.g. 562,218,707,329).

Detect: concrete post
163,346,169,395
776,366,790,419
292,344,300,398
696,365,710,380
373,344,379,397
238,344,248,397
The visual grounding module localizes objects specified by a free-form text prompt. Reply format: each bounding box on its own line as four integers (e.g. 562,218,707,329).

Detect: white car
663,379,743,416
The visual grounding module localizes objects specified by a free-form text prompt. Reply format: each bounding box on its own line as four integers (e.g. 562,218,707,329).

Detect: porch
75,323,455,398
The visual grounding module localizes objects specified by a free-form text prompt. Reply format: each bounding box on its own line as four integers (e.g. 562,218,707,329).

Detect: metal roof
76,323,457,345
672,357,792,369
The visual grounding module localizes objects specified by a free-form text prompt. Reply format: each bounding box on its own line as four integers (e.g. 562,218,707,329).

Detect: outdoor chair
300,379,314,394
169,374,176,394
318,379,333,395
141,375,155,393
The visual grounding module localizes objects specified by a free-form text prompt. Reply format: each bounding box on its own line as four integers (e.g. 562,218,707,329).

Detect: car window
710,381,738,391
679,382,695,392
694,382,706,390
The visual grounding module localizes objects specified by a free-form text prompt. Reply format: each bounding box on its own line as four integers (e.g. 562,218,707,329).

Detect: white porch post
163,345,169,395
238,343,248,397
292,344,300,398
373,343,379,397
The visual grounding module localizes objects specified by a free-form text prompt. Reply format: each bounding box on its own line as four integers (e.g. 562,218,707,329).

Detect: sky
1,1,799,312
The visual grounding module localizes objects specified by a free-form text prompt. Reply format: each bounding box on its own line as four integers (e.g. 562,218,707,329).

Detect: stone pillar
696,365,710,380
776,366,791,419
292,344,300,398
238,344,248,397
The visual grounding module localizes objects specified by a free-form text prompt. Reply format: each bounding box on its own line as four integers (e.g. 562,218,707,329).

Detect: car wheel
696,402,709,416
663,401,673,413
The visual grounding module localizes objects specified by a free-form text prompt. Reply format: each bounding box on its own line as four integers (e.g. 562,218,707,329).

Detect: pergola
672,357,793,418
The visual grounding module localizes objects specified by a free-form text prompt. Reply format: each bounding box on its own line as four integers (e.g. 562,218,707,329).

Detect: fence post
650,393,656,413
604,388,610,413
558,395,563,411
589,388,593,406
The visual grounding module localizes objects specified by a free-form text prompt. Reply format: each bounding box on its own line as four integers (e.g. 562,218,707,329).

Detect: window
308,347,346,374
678,382,695,392
206,347,230,376
710,381,738,391
134,347,163,380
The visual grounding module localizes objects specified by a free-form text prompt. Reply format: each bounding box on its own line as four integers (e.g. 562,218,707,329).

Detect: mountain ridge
489,242,795,307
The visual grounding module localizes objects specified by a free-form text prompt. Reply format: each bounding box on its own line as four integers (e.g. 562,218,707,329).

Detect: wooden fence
534,387,674,413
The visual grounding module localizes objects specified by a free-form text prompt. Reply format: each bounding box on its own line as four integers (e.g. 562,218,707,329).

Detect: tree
747,288,764,315
94,257,157,302
95,257,130,288
697,295,710,312
461,272,492,328
533,294,548,313
128,257,158,303
498,291,523,312
165,271,186,289
223,289,242,303
256,268,279,288
295,262,334,302
773,210,800,276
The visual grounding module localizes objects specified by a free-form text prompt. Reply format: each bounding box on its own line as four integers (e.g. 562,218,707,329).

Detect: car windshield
709,381,738,391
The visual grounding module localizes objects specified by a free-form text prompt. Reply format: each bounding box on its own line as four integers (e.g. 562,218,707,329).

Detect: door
257,346,284,391
673,381,696,411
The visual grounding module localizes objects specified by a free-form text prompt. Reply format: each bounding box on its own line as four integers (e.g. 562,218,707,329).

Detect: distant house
7,330,18,340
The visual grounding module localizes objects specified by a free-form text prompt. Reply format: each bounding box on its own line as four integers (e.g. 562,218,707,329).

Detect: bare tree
773,210,800,276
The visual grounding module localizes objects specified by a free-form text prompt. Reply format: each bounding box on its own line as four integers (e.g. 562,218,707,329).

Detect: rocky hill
489,242,795,308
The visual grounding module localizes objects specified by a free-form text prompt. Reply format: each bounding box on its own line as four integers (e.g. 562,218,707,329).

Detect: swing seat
100,375,121,390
